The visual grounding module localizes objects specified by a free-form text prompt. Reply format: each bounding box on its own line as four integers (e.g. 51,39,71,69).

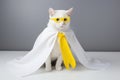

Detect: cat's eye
64,18,67,21
56,18,60,21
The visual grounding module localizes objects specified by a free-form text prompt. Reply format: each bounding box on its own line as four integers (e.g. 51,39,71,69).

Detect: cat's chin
52,25,69,31
57,26,68,30
57,27,67,31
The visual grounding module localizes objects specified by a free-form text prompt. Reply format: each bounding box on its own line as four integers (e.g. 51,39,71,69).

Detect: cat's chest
51,38,61,59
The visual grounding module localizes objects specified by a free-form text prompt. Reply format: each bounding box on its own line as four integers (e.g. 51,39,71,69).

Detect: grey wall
0,0,120,51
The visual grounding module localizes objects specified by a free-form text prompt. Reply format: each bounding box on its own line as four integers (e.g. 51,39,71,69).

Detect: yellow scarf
57,32,76,69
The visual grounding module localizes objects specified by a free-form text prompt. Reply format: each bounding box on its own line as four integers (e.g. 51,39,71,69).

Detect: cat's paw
56,66,62,71
45,67,52,71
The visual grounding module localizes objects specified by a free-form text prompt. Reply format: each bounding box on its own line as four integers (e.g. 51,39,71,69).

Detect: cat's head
48,8,73,30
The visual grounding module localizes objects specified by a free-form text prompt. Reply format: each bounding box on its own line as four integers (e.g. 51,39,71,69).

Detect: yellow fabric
50,17,70,24
57,32,76,69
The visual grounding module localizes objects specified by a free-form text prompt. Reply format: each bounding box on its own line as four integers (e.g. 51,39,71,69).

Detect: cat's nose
61,22,65,25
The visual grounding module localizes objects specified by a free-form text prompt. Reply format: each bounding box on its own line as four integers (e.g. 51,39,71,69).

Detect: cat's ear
66,8,73,16
49,8,55,16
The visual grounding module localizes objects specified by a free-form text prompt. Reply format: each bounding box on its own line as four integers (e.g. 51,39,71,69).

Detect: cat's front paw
56,66,62,71
45,67,52,71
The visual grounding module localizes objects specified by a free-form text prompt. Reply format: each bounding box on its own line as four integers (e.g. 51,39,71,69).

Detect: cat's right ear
66,8,73,16
49,8,55,16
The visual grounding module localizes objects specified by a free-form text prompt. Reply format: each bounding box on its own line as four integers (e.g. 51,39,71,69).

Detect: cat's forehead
52,10,68,17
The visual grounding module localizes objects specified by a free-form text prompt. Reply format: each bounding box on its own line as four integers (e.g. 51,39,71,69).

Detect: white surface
0,51,120,80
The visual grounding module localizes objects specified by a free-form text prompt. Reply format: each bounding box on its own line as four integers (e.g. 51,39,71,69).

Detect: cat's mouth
55,25,68,30
61,24,67,28
61,25,64,28
59,25,66,29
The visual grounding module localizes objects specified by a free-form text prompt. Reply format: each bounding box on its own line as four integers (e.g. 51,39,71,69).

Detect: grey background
0,0,120,51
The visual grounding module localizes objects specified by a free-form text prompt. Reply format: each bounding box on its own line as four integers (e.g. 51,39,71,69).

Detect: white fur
45,8,73,71
45,38,62,71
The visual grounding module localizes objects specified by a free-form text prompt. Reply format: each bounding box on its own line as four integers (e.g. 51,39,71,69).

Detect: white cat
7,8,110,76
45,8,73,71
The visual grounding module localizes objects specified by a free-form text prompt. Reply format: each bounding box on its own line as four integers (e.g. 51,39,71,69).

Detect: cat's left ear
49,8,55,16
66,8,73,16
